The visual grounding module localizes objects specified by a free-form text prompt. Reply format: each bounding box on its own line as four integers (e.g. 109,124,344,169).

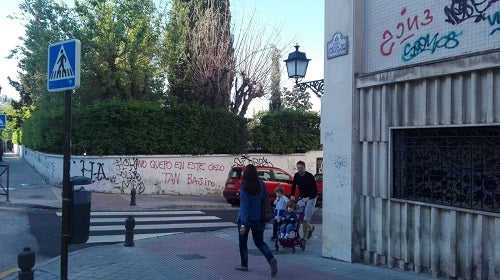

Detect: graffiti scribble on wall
380,7,434,57
487,10,500,34
366,0,499,72
232,155,274,167
335,174,348,189
402,30,462,61
110,158,145,194
78,160,108,181
334,155,348,169
444,0,498,25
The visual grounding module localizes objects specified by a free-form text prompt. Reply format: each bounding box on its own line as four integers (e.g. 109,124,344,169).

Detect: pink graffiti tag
380,7,434,56
163,172,181,184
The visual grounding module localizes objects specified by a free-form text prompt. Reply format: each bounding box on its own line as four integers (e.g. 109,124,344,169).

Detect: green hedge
23,100,249,155
22,101,321,155
251,109,321,154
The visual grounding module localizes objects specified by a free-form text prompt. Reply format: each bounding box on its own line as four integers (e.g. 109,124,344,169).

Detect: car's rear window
228,168,242,179
315,173,323,181
257,169,272,181
274,170,291,182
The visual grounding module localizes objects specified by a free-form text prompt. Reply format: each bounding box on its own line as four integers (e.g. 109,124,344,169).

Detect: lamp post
284,45,324,97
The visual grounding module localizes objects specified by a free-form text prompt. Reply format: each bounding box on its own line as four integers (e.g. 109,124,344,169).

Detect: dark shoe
235,266,248,272
269,258,277,277
307,225,315,239
301,238,307,251
270,236,277,241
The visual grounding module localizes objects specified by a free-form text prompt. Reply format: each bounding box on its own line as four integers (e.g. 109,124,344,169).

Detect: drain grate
177,254,206,260
28,195,45,199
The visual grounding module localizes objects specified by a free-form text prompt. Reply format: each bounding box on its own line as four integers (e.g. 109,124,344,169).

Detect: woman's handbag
261,182,274,223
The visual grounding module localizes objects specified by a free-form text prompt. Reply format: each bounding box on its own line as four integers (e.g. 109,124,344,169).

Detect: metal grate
392,126,500,213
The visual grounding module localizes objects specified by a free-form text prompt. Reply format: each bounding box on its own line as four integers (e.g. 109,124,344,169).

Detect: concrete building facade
322,1,499,279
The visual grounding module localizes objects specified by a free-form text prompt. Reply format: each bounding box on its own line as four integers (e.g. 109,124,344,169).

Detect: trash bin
70,176,92,244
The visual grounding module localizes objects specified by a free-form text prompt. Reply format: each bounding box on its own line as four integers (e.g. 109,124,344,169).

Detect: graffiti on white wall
364,0,500,73
333,154,349,189
232,155,274,167
23,148,324,196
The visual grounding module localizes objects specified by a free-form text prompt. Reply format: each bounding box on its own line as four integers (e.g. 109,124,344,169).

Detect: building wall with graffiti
323,1,499,279
22,148,322,196
364,0,500,73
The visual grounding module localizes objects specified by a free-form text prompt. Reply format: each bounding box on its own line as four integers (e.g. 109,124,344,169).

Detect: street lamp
284,45,324,97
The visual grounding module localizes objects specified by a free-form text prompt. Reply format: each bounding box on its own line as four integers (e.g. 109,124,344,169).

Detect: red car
223,166,294,205
314,173,323,204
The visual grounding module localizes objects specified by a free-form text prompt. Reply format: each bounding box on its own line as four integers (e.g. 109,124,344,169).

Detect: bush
23,100,248,155
22,101,321,155
251,109,321,154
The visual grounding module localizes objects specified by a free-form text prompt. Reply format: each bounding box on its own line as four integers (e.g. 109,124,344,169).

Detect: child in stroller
274,199,306,253
271,185,288,241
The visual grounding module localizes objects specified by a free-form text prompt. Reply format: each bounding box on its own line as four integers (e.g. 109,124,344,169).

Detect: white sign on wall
363,0,500,73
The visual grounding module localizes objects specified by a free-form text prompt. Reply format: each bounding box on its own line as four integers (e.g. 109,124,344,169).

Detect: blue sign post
48,39,81,280
47,39,81,92
0,114,6,130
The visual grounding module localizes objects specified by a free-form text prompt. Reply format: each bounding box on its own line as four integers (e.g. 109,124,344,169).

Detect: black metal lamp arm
297,79,324,97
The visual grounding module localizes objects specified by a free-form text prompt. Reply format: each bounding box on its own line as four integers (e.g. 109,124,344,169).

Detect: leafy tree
73,0,166,104
9,0,72,107
281,86,312,111
6,0,74,143
0,102,27,145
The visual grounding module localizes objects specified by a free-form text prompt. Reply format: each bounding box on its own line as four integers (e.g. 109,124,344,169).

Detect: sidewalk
0,154,439,280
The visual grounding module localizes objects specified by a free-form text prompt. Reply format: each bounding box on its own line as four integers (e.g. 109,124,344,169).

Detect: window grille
392,126,500,213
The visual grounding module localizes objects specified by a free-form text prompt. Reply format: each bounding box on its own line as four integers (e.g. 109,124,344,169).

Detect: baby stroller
274,199,306,253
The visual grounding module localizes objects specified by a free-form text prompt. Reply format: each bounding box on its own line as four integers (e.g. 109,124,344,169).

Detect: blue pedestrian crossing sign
47,39,81,92
0,114,6,130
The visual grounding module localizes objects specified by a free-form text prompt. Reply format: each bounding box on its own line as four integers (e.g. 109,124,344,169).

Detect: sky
0,0,324,113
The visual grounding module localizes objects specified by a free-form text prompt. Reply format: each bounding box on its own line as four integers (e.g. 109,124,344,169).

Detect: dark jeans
238,220,274,267
272,220,279,238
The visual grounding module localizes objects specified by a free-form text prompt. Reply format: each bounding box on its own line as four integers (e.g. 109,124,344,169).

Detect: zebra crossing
56,210,237,244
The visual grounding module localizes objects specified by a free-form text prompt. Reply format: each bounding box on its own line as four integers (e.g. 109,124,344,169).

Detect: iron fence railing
392,126,500,213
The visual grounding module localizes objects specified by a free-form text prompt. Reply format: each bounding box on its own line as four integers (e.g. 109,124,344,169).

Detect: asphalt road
0,207,41,278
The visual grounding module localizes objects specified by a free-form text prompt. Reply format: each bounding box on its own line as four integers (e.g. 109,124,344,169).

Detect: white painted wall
322,0,363,263
22,148,322,196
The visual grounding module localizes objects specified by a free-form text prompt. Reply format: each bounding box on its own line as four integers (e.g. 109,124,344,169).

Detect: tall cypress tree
163,0,234,110
269,47,282,111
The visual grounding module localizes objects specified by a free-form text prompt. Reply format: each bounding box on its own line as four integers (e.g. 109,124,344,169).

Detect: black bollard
130,187,136,206
124,216,135,246
18,247,35,280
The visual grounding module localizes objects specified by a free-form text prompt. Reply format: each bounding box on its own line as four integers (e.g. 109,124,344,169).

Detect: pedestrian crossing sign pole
47,38,81,280
47,39,80,92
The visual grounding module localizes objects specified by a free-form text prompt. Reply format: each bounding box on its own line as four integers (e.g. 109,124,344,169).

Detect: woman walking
236,164,278,277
